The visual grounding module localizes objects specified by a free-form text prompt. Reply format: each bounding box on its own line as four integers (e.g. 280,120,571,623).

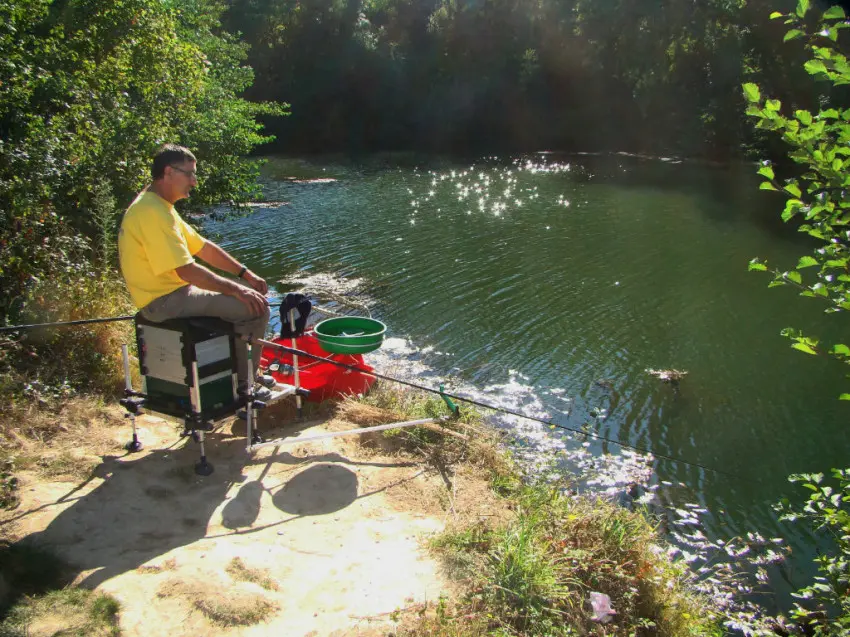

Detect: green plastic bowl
313,317,387,354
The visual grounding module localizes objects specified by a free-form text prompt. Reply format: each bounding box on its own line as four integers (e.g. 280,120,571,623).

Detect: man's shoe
254,386,273,401
257,374,277,389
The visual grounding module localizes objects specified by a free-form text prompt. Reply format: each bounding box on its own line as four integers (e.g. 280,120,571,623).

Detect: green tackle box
134,314,241,421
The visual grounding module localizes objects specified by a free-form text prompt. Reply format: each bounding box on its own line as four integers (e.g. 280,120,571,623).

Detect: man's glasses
170,165,197,179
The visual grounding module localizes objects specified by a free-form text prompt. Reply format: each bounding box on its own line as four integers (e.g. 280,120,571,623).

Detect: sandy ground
0,403,503,636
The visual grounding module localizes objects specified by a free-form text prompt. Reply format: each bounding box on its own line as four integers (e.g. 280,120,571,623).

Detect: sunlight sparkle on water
410,157,582,222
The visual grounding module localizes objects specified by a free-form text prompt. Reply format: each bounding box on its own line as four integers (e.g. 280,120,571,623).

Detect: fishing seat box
134,313,241,421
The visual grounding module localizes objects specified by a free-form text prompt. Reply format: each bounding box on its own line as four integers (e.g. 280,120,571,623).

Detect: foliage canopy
0,0,287,325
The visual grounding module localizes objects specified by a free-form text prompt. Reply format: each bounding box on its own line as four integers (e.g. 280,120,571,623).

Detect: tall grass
10,269,135,396
0,266,133,509
420,484,723,636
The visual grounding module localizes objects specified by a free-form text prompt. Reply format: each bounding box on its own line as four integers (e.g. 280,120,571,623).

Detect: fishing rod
0,315,135,333
0,311,735,478
0,299,342,334
254,337,739,479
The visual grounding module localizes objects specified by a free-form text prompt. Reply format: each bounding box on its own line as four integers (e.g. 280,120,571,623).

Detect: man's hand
175,261,269,316
243,270,268,295
196,242,268,294
235,286,270,317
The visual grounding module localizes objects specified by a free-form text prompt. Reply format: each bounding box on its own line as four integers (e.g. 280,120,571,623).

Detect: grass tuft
35,451,98,481
0,541,73,614
157,578,279,627
226,557,280,591
136,558,178,575
0,588,120,636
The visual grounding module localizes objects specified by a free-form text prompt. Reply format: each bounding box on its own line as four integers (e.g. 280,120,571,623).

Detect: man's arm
175,261,268,316
196,241,268,294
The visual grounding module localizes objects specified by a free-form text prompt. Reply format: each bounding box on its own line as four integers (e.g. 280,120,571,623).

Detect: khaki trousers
140,285,270,389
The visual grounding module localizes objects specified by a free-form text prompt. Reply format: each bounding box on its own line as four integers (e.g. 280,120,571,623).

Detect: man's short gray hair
152,144,196,180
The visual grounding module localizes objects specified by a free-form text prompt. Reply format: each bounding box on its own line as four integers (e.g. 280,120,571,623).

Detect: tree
0,0,287,325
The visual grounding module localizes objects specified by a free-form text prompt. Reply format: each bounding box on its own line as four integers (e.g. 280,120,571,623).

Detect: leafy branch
744,0,850,399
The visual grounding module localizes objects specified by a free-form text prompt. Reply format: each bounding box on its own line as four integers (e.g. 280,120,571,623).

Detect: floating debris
645,368,688,384
245,201,290,208
284,177,338,184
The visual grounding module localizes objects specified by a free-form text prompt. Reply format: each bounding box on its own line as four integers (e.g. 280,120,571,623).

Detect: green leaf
832,344,850,356
770,11,784,19
824,6,846,19
758,165,775,180
785,183,803,197
796,0,810,18
805,59,829,75
797,256,818,268
792,342,818,355
841,394,850,400
796,110,813,125
761,181,778,191
749,260,768,271
784,29,803,42
742,83,761,103
766,99,782,111
786,270,803,284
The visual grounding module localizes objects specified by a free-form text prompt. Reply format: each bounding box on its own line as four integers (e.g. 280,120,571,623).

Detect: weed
226,557,280,591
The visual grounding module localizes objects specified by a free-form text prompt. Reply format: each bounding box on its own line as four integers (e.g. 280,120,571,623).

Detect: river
207,152,850,605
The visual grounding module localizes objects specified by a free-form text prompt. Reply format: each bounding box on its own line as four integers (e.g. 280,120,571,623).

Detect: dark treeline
223,0,833,159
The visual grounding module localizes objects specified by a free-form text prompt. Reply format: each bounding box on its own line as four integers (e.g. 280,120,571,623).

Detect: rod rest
119,396,145,415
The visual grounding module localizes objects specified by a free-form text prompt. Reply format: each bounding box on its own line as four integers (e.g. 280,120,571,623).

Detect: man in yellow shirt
118,144,273,398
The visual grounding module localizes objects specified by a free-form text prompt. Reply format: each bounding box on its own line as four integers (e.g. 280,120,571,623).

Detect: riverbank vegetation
746,1,850,634
413,486,723,636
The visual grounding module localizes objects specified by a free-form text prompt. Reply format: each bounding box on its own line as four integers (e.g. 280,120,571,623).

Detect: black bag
279,293,312,338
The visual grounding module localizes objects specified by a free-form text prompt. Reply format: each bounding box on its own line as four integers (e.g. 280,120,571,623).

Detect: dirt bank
0,401,505,635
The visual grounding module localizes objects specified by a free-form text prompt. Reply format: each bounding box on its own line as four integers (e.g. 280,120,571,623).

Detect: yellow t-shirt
118,190,206,308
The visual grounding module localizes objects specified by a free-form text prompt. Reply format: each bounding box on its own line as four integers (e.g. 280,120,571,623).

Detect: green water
209,153,849,579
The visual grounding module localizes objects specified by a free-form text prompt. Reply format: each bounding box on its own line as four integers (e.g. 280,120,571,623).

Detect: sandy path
2,411,459,635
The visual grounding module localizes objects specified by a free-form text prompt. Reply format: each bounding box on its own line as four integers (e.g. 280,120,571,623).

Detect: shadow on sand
2,414,417,591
